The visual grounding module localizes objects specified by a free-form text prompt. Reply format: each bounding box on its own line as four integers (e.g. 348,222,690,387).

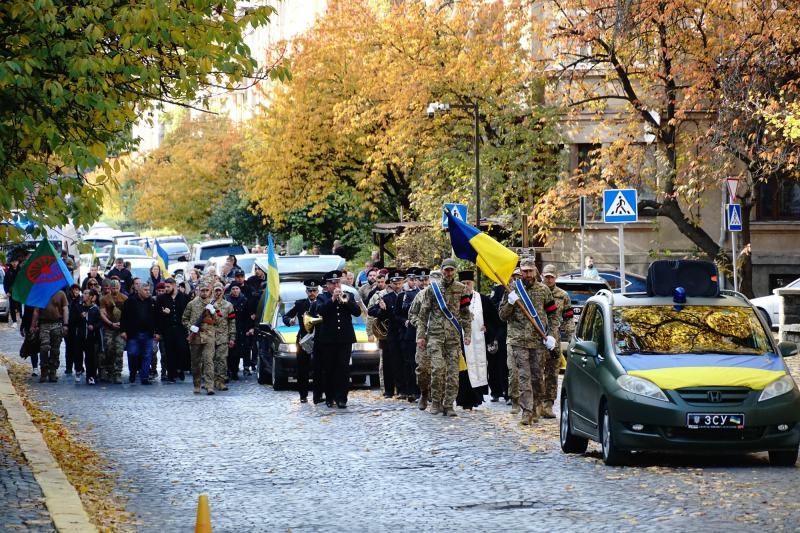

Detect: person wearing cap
120,282,161,385
488,278,511,404
397,269,422,402
407,269,434,410
365,270,388,342
64,283,84,379
315,270,361,408
225,268,252,299
210,282,236,392
368,270,406,399
182,281,218,395
499,257,560,425
282,279,322,403
225,283,254,382
99,279,127,384
415,258,473,417
107,256,133,295
157,277,191,383
540,264,573,418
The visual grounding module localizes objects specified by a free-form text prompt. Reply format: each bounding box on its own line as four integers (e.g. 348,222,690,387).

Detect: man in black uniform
282,279,321,403
315,270,361,408
399,268,422,401
368,270,406,399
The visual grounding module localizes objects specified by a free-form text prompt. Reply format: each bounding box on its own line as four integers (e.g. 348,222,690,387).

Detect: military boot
418,392,429,411
541,401,556,419
443,408,457,417
510,400,521,415
430,401,443,415
520,410,538,426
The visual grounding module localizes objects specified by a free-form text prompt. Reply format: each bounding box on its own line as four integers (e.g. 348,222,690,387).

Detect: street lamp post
427,100,481,285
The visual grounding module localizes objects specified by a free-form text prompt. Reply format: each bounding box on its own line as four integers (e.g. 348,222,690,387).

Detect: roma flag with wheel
12,240,75,307
444,207,519,285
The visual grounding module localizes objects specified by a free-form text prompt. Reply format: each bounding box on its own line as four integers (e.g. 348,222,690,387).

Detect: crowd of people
6,248,266,395
5,245,577,424
284,256,576,424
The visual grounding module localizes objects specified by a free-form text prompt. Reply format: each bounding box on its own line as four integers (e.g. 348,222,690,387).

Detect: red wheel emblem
26,255,63,284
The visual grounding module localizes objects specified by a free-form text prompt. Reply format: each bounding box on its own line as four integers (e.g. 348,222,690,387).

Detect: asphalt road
1,325,799,532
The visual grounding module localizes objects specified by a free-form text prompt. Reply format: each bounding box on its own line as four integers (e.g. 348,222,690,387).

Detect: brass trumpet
339,292,349,303
302,312,323,332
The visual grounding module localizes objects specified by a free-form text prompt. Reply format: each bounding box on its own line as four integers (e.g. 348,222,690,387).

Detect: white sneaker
75,374,81,383
11,321,18,328
87,377,96,385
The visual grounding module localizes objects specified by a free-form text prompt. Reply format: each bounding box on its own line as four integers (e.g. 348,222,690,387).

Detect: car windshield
199,244,246,260
613,305,772,355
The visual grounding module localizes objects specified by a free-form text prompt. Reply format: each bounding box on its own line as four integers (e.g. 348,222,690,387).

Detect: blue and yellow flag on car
260,234,280,324
445,207,519,285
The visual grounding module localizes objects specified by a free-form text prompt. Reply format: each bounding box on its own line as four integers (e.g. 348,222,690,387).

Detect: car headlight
353,342,379,352
617,375,669,402
278,343,297,354
758,374,797,402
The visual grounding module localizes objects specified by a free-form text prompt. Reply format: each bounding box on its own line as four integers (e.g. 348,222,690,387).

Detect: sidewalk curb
0,366,98,532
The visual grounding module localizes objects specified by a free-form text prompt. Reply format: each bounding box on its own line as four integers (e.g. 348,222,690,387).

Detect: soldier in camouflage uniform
182,281,217,395
416,259,472,417
99,279,127,384
211,283,236,391
498,258,560,425
540,264,574,418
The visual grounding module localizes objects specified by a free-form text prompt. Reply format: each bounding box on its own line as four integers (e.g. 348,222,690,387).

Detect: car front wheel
560,394,588,454
768,448,798,466
601,404,628,466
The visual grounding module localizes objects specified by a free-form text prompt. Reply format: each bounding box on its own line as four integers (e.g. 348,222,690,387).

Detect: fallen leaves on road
1,356,136,532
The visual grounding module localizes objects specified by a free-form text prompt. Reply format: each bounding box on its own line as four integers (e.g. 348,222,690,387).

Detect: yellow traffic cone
195,494,212,533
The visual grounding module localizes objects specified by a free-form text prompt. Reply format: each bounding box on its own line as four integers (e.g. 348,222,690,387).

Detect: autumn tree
0,0,281,238
534,0,800,293
242,0,561,253
117,112,250,235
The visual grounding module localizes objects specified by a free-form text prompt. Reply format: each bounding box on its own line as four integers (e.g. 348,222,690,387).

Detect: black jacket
156,292,190,329
315,290,360,344
120,295,159,336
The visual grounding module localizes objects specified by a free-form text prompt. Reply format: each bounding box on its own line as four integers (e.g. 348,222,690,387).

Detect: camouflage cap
520,257,536,269
197,281,211,290
542,264,558,277
441,258,457,270
213,282,224,291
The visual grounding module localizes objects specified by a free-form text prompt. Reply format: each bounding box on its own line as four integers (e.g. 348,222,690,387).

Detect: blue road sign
603,189,638,223
726,203,742,232
442,203,468,229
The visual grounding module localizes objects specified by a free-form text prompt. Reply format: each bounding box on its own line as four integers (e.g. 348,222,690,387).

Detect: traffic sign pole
618,226,626,294
731,229,738,293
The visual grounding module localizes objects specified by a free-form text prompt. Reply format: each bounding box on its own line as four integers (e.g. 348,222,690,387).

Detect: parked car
170,239,248,282
205,253,267,279
101,244,149,257
554,276,612,369
559,260,800,466
751,277,800,330
158,241,191,264
563,269,648,293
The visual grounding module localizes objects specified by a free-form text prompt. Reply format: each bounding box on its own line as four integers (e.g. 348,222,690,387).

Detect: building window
757,176,800,220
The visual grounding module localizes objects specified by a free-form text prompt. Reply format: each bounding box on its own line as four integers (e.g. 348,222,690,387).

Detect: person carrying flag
415,258,472,417
498,258,560,426
30,289,70,383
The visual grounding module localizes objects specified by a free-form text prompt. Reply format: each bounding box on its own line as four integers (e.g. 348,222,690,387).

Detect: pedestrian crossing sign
726,203,742,232
442,203,467,229
603,189,638,223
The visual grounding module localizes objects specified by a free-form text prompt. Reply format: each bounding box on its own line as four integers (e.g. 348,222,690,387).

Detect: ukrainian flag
154,238,171,277
445,207,519,285
143,238,154,257
260,234,280,324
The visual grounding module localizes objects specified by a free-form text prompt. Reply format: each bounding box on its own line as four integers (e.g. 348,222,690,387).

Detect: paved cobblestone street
1,325,799,532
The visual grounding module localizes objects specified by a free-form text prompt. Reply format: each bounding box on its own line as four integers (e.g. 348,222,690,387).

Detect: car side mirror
777,341,798,358
178,255,187,262
571,340,598,358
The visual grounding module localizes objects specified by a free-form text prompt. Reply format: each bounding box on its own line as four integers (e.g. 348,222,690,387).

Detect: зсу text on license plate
686,413,745,429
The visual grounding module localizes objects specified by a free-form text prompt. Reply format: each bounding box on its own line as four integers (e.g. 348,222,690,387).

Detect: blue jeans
126,333,154,383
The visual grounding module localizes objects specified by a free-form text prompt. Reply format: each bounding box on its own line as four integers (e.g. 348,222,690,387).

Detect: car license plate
686,413,744,429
